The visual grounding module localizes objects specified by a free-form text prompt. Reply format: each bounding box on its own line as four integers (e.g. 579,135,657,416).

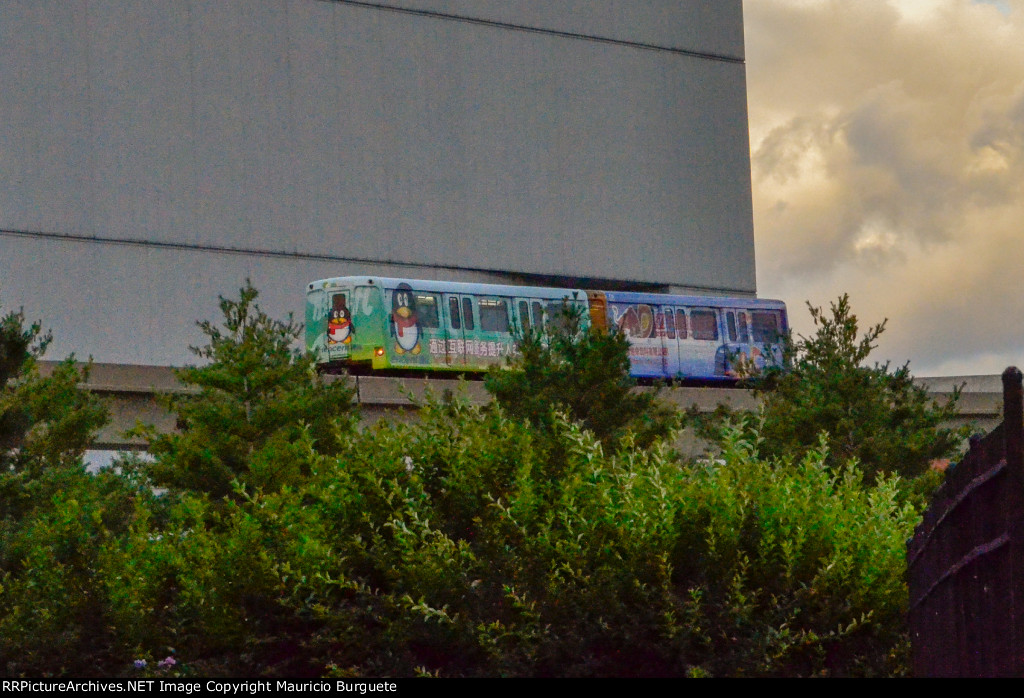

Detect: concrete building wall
0,0,755,366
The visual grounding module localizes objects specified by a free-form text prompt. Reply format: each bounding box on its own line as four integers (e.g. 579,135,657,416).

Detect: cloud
746,0,1024,374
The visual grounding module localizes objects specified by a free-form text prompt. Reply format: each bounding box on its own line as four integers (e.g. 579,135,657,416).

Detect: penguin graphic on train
391,283,422,355
327,293,354,345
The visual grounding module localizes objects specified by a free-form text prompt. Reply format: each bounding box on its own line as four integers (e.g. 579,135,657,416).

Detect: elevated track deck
38,362,999,450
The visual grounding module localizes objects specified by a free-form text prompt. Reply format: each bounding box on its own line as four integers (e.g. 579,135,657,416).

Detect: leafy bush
0,467,139,676
257,399,917,677
0,291,922,677
671,427,914,676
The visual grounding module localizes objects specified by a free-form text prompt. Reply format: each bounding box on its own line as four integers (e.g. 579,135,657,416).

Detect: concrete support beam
38,362,1004,450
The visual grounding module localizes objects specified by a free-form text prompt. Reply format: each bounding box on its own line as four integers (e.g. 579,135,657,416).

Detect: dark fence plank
908,366,1023,676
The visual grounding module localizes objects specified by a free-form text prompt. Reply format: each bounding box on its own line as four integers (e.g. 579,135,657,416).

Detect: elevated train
306,276,788,382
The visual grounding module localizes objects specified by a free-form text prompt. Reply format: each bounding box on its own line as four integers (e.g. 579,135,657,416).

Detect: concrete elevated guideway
42,362,1003,452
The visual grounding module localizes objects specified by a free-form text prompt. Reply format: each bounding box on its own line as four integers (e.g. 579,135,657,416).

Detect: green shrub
0,292,920,677
1,308,108,519
257,397,916,677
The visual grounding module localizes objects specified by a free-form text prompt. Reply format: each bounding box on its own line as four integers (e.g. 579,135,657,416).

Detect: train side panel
606,298,667,378
383,282,452,370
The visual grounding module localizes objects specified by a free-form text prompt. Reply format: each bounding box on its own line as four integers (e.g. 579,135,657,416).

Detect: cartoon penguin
391,283,421,355
327,294,353,345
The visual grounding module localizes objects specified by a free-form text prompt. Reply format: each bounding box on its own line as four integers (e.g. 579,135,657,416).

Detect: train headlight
374,347,385,357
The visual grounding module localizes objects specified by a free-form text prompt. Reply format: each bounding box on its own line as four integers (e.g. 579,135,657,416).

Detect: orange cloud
746,0,1024,375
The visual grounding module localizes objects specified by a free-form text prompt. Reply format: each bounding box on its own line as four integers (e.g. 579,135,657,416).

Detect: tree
727,294,967,483
0,306,126,677
0,307,109,518
484,303,678,449
144,282,356,499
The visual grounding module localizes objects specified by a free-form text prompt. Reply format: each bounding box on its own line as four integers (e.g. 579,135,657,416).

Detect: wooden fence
908,366,1024,676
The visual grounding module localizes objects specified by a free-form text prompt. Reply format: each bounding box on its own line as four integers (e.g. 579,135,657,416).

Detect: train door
719,309,753,377
671,304,704,378
669,306,692,378
513,299,530,336
474,296,513,368
660,306,680,378
443,293,475,367
526,299,550,347
515,297,547,339
325,288,354,363
531,300,546,335
685,307,723,377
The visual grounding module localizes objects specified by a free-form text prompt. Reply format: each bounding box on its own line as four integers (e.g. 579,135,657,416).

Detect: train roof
307,276,586,301
599,290,787,310
308,277,787,311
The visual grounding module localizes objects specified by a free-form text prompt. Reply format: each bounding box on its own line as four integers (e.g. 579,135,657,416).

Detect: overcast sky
744,0,1024,376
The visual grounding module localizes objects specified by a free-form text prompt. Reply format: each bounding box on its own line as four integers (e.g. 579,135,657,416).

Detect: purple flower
134,659,147,669
158,656,177,669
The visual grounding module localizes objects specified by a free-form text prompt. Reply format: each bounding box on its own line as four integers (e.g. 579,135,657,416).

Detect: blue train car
587,290,788,381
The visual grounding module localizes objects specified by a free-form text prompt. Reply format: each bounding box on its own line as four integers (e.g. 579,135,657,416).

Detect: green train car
305,276,586,374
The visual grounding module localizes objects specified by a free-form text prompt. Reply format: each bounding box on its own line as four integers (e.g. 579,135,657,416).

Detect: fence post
1005,367,1023,478
1002,366,1024,676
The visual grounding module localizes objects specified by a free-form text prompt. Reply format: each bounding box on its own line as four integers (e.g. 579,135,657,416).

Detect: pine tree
485,303,678,448
0,306,108,519
748,294,966,482
145,282,357,498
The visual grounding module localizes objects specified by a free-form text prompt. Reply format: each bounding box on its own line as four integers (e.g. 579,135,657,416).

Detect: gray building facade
1,0,755,366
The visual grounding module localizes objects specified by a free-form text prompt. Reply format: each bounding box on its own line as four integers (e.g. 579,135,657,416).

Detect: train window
664,308,676,339
518,300,531,332
726,313,737,342
546,302,574,334
690,310,718,341
480,299,509,333
415,294,440,329
675,308,688,339
462,297,475,330
327,292,351,345
449,297,461,330
736,312,750,343
752,311,781,343
532,301,544,328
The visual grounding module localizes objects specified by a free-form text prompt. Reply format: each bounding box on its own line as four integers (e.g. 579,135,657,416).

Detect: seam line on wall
322,0,745,64
0,228,755,296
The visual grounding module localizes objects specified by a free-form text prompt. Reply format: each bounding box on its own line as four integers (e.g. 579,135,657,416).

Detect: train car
587,290,788,381
306,276,587,374
306,276,787,381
